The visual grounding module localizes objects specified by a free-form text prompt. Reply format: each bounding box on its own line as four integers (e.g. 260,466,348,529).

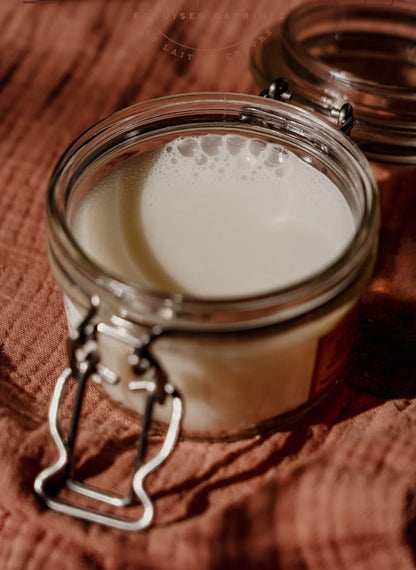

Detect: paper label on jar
309,305,359,398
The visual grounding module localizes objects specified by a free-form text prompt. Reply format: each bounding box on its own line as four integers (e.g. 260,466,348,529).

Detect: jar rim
47,92,379,329
250,1,416,163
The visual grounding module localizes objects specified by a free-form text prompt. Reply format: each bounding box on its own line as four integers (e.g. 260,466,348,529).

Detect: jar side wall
61,248,375,438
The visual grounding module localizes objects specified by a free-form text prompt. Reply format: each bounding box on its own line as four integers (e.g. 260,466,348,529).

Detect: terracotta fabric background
0,0,415,568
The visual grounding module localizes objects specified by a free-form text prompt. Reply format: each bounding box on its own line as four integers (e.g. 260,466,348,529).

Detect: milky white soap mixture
73,134,355,298
68,134,357,435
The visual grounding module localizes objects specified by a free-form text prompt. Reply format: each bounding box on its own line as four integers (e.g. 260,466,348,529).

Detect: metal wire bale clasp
34,296,183,531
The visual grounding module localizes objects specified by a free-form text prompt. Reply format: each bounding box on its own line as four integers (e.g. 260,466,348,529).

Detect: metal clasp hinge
34,297,183,531
260,77,355,135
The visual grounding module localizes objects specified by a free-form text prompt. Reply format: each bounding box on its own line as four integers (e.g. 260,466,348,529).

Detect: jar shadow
353,291,416,400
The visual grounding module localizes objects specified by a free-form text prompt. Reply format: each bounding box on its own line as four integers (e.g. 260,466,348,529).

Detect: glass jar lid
250,1,416,163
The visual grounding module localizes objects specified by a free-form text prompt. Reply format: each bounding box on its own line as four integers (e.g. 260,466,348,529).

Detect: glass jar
36,93,379,530
47,92,378,436
250,0,416,164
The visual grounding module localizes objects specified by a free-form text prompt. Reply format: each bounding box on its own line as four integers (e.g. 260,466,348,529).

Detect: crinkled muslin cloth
0,1,416,568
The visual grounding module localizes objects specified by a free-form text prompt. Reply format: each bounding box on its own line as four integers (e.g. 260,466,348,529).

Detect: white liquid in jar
68,134,358,435
73,135,355,298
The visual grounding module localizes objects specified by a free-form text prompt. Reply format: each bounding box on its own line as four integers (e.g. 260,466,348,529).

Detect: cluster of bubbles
154,134,289,183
